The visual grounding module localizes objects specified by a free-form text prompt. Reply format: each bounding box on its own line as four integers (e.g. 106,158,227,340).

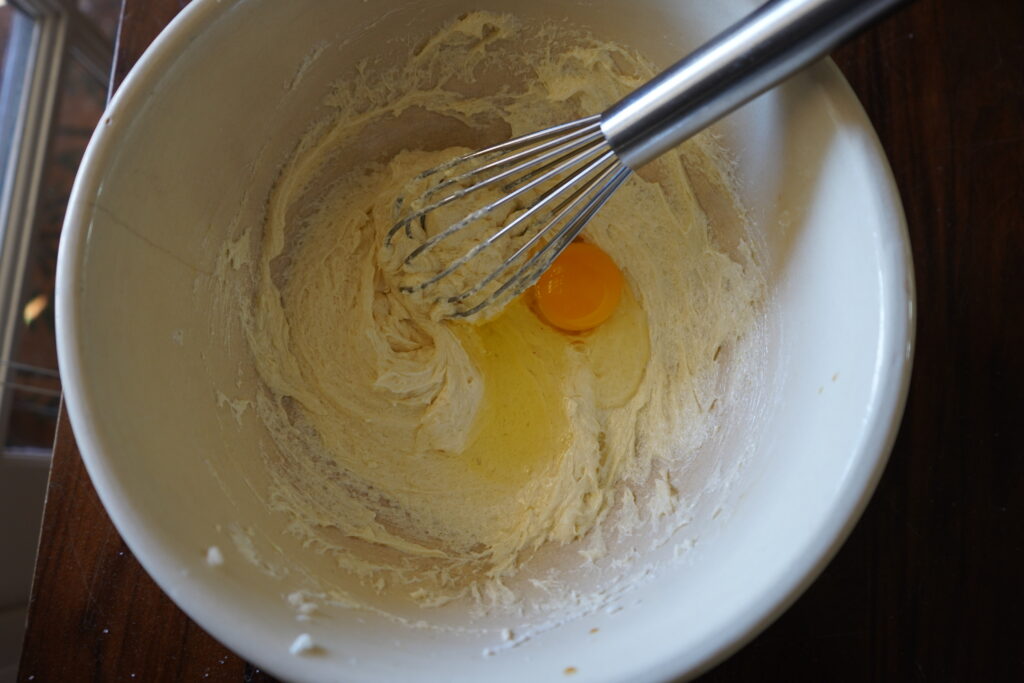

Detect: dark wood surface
19,0,1023,680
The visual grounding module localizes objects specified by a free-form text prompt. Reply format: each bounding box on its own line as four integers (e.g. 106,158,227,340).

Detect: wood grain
19,0,1023,680
107,0,191,101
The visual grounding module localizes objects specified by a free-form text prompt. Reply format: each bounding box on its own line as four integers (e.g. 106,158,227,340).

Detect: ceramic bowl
56,0,914,680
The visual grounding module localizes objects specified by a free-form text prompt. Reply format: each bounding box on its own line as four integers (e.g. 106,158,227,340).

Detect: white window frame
0,0,112,458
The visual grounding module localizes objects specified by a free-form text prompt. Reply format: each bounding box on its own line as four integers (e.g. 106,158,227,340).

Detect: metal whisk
386,0,908,318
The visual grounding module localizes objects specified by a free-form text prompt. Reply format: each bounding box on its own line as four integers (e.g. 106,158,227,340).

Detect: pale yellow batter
236,13,761,608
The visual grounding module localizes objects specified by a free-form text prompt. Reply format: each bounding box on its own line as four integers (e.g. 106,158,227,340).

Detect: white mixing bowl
56,0,914,680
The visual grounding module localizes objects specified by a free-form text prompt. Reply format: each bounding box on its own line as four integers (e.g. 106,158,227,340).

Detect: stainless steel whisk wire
385,0,910,318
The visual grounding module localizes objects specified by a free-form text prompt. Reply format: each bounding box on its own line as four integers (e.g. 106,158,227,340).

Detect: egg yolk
532,241,623,332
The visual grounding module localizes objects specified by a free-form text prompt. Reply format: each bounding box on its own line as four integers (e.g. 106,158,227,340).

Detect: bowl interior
57,0,912,681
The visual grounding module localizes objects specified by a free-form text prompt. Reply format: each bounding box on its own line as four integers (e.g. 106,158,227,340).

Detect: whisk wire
516,164,633,283
384,117,604,248
400,136,610,266
420,122,604,203
387,112,637,316
443,154,622,303
449,162,632,317
452,114,602,163
402,148,620,293
385,134,602,249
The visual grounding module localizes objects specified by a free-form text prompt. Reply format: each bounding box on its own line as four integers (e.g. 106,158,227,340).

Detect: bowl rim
673,65,915,679
55,1,915,681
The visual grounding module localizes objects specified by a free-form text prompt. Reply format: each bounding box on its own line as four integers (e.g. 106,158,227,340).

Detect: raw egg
533,241,623,332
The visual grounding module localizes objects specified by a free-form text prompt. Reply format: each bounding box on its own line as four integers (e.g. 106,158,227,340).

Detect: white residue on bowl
289,633,318,656
205,545,224,566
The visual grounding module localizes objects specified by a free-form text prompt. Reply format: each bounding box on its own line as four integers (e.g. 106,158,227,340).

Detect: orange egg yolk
532,242,623,332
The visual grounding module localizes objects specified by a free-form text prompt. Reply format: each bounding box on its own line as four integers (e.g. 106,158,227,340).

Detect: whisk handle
600,0,911,169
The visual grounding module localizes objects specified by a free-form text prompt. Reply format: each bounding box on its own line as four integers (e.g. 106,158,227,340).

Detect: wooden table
18,0,1023,680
